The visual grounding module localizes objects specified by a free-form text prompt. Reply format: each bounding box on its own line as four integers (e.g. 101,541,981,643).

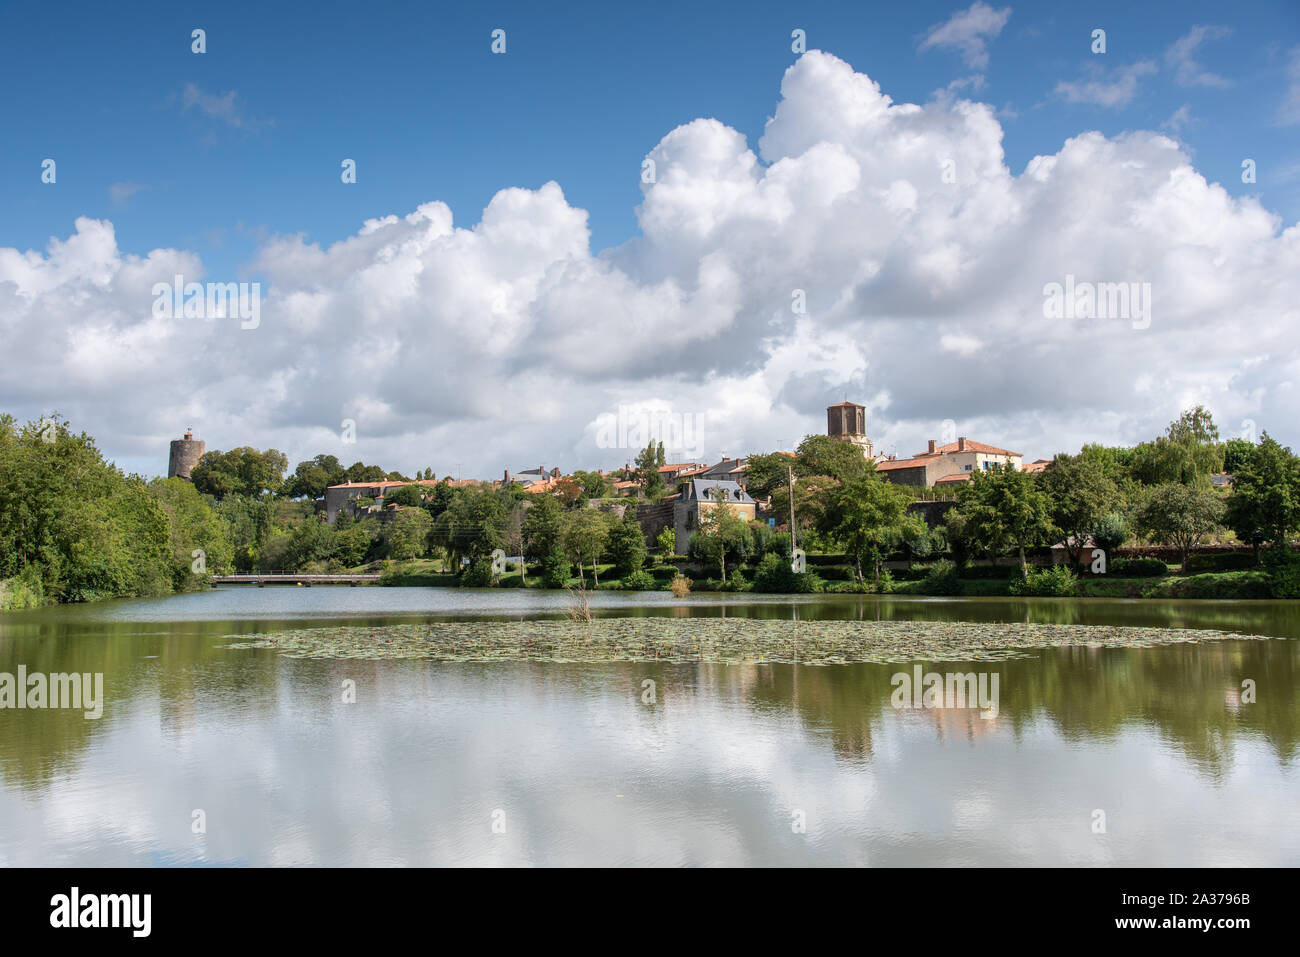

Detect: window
965,464,972,471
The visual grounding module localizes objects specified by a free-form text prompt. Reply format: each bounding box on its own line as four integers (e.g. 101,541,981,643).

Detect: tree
571,470,615,499
148,477,233,588
655,527,676,556
951,463,1055,578
1040,453,1120,566
1133,483,1224,574
523,494,565,562
386,508,433,561
1225,434,1300,559
1128,407,1223,488
693,504,753,583
1222,438,1254,476
634,441,666,499
793,434,872,484
742,452,794,500
283,454,345,499
385,484,424,508
606,508,648,576
191,446,289,499
1090,512,1129,557
828,476,923,585
563,509,612,585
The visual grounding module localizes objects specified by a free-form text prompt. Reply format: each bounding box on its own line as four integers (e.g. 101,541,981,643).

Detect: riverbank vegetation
3,407,1299,608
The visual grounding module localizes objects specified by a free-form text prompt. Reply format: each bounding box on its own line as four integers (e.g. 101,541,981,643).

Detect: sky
1,0,1298,479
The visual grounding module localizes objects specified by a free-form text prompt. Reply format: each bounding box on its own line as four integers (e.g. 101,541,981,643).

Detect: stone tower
826,401,874,458
168,429,205,480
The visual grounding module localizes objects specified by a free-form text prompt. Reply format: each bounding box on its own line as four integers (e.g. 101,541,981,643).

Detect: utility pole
787,463,797,553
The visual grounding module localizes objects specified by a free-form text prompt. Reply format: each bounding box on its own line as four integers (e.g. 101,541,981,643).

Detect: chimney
927,440,937,454
504,469,510,483
958,437,968,452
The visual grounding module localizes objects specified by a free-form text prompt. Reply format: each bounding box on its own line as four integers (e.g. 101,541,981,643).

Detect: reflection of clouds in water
0,659,1296,866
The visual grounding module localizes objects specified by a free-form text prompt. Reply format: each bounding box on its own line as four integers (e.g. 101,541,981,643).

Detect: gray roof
684,479,753,503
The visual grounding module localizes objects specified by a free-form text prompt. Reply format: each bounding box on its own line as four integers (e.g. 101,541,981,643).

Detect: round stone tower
168,429,206,480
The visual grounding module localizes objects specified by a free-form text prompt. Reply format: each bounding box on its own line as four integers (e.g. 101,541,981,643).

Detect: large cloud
1,51,1296,477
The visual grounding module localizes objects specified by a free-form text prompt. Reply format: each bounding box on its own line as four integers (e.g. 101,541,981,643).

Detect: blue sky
4,0,1296,277
1,1,1298,477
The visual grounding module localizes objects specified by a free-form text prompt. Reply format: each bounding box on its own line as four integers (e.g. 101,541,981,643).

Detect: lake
1,587,1297,866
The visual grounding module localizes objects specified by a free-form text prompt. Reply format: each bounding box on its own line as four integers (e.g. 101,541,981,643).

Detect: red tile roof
921,440,1022,457
933,472,972,485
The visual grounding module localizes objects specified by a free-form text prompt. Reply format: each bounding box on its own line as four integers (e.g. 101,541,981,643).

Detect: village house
876,438,1024,488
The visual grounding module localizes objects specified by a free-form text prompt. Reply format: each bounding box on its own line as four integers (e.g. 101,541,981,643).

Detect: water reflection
0,592,1296,865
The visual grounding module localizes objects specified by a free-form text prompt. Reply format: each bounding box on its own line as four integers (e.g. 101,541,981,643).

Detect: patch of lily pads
221,618,1275,665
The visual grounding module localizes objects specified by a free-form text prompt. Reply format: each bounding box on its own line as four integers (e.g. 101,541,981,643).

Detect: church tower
826,401,874,458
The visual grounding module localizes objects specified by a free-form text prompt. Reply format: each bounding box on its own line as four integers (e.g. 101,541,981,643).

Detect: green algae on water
221,618,1277,665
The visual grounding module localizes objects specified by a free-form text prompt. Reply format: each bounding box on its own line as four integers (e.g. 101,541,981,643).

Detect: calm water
1,587,1297,866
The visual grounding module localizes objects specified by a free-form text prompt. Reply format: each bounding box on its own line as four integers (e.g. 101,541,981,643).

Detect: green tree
191,446,289,499
148,477,233,589
828,476,923,585
634,441,666,499
1040,453,1120,567
386,508,433,561
1133,483,1225,574
283,454,345,499
606,508,648,576
385,484,424,508
522,494,565,562
1128,407,1224,488
693,504,753,583
654,527,676,556
1225,434,1300,559
951,463,1056,578
563,509,613,585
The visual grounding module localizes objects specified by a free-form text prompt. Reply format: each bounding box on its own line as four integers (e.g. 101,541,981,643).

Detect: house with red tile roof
876,437,1024,488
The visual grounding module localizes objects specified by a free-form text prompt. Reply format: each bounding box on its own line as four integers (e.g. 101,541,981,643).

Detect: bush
878,569,896,594
1108,557,1170,577
1170,571,1273,600
539,547,571,588
919,559,962,595
0,567,45,610
1265,551,1300,599
620,569,658,591
957,564,1017,580
765,532,792,560
1184,552,1258,575
1009,565,1079,597
670,575,692,597
751,553,824,593
815,565,856,581
719,569,749,592
460,559,495,587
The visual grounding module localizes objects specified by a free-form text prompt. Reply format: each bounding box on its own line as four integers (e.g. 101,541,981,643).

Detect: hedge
1184,552,1259,575
1108,557,1169,577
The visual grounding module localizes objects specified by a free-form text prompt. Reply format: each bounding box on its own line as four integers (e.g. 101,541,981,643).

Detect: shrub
460,559,495,587
1091,512,1128,555
815,565,856,581
765,532,792,559
957,564,1017,580
1009,565,1079,597
751,553,823,593
670,574,692,597
621,569,658,591
1265,551,1300,599
0,567,44,611
1184,552,1258,575
878,569,896,594
719,569,749,592
1170,571,1273,600
539,547,571,588
1108,557,1169,577
918,559,962,595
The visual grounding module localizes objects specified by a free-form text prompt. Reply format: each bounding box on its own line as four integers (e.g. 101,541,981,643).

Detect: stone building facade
168,430,205,480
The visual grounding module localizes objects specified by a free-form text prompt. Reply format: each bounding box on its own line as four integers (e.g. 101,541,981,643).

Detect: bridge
212,572,382,587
